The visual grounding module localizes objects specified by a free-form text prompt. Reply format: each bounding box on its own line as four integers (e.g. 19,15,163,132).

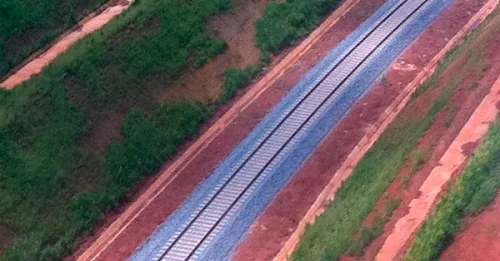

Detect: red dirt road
233,0,495,260
73,0,379,260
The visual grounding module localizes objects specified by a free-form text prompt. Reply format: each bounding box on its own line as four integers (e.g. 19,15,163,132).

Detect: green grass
256,0,341,53
383,197,402,218
402,147,430,190
0,0,108,79
219,65,262,104
347,215,386,258
404,119,500,261
347,197,401,258
0,0,231,259
443,103,459,128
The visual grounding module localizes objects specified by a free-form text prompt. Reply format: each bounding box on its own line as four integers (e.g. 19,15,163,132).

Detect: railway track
154,0,433,260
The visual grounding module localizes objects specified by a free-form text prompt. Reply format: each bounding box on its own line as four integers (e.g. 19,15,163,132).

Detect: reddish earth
440,191,500,261
339,3,500,261
0,0,132,89
155,0,269,104
233,0,496,260
0,225,15,253
71,0,375,260
75,0,270,154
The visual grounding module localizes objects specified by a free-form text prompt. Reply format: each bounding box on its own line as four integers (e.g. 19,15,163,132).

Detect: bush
219,65,261,104
256,0,341,53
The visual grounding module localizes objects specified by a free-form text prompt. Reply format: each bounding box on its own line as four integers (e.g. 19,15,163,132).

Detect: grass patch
404,119,500,261
219,65,262,104
0,0,232,259
401,147,430,190
410,150,426,174
383,197,401,218
256,0,341,53
347,197,401,258
0,0,108,79
347,215,386,258
470,80,480,89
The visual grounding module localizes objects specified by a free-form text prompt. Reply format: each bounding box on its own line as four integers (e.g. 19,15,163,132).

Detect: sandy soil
70,0,370,260
232,0,496,260
0,0,132,89
440,191,500,261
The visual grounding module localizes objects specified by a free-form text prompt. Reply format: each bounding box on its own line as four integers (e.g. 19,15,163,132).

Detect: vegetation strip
288,2,498,260
376,11,500,256
404,75,500,261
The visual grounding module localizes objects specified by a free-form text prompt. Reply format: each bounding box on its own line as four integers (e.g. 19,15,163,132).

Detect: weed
402,174,411,191
383,197,401,218
470,80,480,89
256,0,342,53
444,103,459,128
347,215,386,257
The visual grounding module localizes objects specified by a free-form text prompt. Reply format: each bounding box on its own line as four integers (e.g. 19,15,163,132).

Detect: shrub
256,0,341,53
219,65,261,104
